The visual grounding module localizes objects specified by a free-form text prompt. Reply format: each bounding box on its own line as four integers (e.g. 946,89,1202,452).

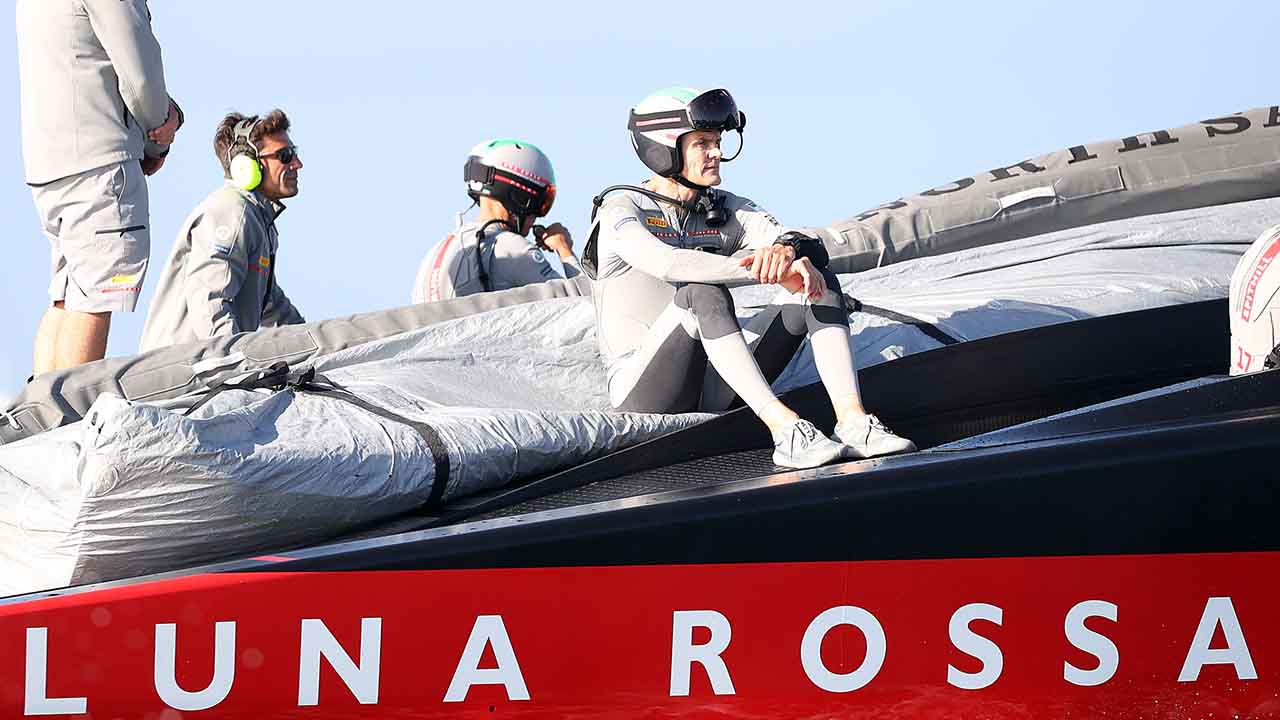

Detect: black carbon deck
475,448,780,520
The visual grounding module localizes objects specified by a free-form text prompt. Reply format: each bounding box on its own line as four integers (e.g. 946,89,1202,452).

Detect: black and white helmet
627,86,746,177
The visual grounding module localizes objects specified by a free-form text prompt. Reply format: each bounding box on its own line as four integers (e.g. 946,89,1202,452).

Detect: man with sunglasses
140,110,306,352
18,0,184,374
412,139,579,302
586,86,914,468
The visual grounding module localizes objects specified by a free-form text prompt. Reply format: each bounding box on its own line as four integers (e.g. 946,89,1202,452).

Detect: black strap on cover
183,362,454,508
845,294,962,346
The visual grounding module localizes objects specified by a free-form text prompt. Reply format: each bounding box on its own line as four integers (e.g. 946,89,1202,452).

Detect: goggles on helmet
628,88,747,135
686,89,746,132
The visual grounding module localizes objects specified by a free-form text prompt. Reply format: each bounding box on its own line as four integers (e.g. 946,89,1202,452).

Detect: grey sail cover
0,277,591,445
815,105,1280,273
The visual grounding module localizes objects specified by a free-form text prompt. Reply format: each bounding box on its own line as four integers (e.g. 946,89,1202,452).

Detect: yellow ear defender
227,117,263,191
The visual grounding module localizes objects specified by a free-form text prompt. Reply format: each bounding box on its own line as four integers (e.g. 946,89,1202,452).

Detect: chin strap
672,175,709,192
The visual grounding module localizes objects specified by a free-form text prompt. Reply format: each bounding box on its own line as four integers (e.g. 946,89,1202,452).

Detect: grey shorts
30,160,150,313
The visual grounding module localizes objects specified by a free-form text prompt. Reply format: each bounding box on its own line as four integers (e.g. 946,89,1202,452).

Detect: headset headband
227,117,261,166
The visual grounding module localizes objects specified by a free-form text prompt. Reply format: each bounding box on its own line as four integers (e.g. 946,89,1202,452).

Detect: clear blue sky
0,0,1274,403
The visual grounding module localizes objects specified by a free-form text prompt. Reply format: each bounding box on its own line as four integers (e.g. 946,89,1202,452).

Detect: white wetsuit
592,184,854,413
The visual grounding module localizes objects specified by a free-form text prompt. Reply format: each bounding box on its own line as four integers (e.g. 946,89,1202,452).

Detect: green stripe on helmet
482,138,546,155
649,86,699,104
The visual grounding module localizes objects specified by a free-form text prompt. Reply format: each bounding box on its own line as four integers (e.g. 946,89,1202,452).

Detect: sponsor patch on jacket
254,255,271,275
644,215,669,229
100,274,140,294
213,226,234,255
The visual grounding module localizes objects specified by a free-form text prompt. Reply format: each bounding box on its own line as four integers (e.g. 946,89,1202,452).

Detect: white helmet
627,87,746,176
463,138,557,219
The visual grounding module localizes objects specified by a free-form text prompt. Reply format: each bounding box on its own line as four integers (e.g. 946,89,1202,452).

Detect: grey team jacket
591,185,787,376
140,183,304,353
411,220,581,303
16,0,170,184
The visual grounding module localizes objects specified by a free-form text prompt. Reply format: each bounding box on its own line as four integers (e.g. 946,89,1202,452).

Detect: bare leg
32,303,65,376
54,308,111,370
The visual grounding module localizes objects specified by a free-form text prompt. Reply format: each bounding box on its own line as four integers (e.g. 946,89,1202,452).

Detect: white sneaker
772,419,847,469
834,414,916,459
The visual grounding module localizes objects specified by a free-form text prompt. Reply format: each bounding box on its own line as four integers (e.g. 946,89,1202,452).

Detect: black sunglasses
258,145,299,164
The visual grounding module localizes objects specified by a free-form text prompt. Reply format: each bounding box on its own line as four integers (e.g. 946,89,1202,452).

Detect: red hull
3,552,1277,718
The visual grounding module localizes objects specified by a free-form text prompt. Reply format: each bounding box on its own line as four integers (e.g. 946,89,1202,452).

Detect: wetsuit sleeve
262,282,304,327
600,202,754,286
731,197,787,252
183,204,250,338
83,0,170,135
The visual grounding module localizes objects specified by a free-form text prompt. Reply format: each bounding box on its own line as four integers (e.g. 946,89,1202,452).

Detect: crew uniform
139,183,304,352
17,0,172,313
593,185,849,413
411,221,582,303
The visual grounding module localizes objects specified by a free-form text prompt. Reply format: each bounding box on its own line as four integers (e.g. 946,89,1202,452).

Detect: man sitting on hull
587,86,914,469
140,111,306,352
412,139,579,303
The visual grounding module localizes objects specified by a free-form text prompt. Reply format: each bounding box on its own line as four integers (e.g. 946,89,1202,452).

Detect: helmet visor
687,89,743,132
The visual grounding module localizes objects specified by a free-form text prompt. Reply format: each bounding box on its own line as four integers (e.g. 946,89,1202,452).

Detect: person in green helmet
585,87,915,469
413,139,579,302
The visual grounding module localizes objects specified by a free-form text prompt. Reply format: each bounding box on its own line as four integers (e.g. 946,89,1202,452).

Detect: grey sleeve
599,203,754,286
411,254,433,303
560,254,582,279
414,234,476,302
262,283,305,327
730,196,786,252
490,233,562,285
82,0,170,133
182,205,249,338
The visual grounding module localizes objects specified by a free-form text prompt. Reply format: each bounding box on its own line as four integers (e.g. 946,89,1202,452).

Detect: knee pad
811,269,849,327
673,283,739,339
